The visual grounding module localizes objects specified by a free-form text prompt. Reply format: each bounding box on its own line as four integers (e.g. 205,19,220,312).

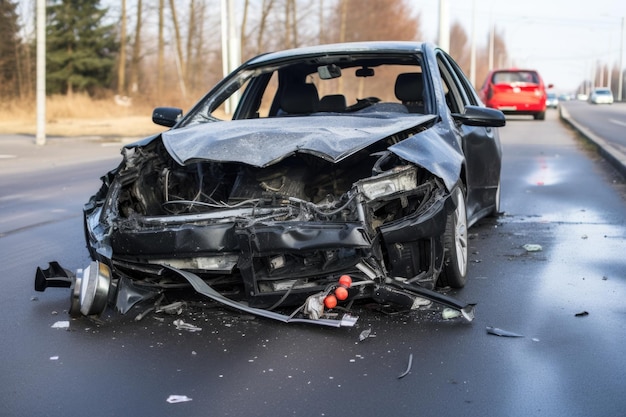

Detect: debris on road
51,321,70,329
397,353,413,379
173,319,202,332
166,395,193,404
486,326,524,337
522,244,543,252
358,328,376,342
442,308,461,320
575,311,589,317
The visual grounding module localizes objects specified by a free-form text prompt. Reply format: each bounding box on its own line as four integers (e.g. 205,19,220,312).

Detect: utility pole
35,0,46,145
469,0,476,87
221,0,240,114
438,0,449,52
617,17,624,101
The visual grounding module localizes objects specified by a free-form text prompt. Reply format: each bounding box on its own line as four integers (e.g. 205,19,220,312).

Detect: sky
414,0,626,92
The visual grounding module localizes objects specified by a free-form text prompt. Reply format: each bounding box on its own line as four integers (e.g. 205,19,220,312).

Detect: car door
435,52,502,224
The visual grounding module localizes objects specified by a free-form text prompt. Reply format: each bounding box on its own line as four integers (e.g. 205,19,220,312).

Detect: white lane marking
609,118,626,127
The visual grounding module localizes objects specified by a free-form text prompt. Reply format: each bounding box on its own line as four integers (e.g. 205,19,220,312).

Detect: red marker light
335,286,349,301
324,294,337,309
338,275,352,288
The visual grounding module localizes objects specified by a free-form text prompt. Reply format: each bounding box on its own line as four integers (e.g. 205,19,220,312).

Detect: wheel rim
453,188,468,276
494,181,501,213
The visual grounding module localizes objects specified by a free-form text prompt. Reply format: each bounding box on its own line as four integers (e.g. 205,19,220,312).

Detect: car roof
245,41,430,66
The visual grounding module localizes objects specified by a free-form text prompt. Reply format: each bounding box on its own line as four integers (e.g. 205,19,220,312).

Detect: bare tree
157,0,165,99
449,21,469,73
129,0,142,94
168,0,186,97
256,0,275,55
117,0,127,95
329,0,422,43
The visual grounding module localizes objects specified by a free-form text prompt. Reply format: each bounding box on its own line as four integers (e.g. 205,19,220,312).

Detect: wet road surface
1,109,625,416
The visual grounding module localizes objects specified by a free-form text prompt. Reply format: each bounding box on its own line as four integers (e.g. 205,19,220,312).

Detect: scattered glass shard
486,326,524,337
522,244,542,252
166,395,193,403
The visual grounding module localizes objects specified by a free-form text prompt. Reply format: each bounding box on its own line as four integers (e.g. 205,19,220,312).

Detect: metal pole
619,17,624,101
469,0,476,87
438,0,449,52
35,0,46,145
220,0,230,113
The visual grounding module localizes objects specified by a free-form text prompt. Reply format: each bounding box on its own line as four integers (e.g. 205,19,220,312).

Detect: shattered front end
35,130,473,325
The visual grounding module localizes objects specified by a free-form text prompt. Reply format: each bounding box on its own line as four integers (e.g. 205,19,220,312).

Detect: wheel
534,111,545,120
438,186,468,288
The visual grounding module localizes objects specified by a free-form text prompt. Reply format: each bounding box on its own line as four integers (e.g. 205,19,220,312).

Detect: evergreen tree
46,0,118,95
0,0,21,98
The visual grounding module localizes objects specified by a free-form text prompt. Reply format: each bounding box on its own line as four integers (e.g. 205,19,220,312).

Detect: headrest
281,83,319,114
395,73,424,103
319,94,347,112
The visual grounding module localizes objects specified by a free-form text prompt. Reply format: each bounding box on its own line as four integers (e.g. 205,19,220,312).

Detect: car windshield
595,89,611,95
182,53,427,124
493,71,538,84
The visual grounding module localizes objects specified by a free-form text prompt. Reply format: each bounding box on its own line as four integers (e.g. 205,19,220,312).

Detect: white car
588,88,614,104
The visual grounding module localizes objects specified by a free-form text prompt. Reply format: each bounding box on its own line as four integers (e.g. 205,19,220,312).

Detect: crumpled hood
161,113,436,167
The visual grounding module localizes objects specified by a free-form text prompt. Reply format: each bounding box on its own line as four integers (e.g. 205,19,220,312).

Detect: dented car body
36,42,505,326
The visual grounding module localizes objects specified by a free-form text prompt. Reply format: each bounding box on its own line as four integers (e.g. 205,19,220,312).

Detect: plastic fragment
51,321,70,329
173,319,202,332
166,395,193,403
522,244,542,252
442,308,461,320
134,306,154,321
359,328,374,341
486,326,524,337
575,311,589,317
157,301,185,315
397,353,413,379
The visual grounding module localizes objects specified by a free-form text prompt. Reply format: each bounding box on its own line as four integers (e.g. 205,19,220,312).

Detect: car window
185,56,429,124
436,54,467,114
493,71,538,84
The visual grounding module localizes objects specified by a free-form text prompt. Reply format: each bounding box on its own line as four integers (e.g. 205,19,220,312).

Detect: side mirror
452,105,506,127
152,107,183,127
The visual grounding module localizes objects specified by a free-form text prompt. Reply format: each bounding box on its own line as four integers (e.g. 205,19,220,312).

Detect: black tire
534,111,545,120
438,186,468,288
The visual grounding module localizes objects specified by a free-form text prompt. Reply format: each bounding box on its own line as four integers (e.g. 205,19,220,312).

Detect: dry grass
0,94,169,138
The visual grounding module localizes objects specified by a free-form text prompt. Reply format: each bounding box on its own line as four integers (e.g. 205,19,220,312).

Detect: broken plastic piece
164,266,357,327
166,395,193,403
386,279,476,322
157,301,186,315
173,319,202,332
442,308,461,320
397,353,413,379
575,311,589,317
51,321,70,329
359,328,372,341
486,326,524,337
35,261,73,291
522,244,542,252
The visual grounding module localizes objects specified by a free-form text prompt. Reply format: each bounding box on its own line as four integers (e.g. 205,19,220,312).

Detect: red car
479,69,552,120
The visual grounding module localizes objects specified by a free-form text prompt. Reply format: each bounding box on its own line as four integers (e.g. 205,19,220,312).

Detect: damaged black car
36,42,505,327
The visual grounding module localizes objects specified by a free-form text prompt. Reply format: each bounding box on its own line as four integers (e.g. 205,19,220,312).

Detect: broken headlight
356,166,417,201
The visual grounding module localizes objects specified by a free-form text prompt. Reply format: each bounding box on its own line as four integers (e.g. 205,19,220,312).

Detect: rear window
493,71,539,84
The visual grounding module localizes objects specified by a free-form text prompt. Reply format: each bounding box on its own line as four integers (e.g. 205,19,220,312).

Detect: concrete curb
559,105,626,179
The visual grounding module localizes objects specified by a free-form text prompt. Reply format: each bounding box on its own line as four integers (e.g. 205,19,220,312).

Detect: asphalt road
1,108,625,417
